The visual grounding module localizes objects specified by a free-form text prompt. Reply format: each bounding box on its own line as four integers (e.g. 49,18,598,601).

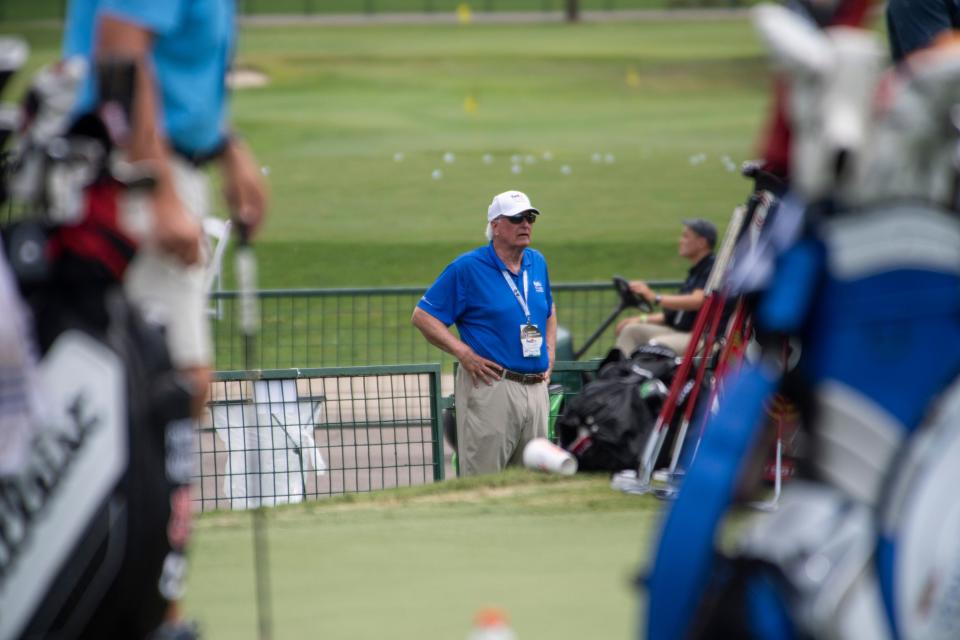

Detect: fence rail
209,280,681,372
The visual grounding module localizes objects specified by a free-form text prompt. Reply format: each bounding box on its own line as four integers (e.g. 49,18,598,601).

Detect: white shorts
121,159,212,369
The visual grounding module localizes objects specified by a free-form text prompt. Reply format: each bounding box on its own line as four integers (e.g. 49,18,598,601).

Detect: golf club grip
234,224,259,338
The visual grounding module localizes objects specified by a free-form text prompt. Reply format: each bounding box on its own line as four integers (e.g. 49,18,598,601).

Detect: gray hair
485,221,494,241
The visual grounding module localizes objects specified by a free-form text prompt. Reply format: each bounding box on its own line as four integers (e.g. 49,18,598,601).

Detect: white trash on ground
522,437,577,475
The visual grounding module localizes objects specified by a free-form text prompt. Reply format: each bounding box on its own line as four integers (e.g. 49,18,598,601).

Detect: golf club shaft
235,224,273,640
688,302,750,463
638,206,746,482
637,294,716,484
666,291,729,473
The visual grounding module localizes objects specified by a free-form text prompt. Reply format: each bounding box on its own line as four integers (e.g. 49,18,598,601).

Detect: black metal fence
197,363,444,511
195,359,600,511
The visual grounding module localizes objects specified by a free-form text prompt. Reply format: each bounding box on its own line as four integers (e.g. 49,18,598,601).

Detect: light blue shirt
418,244,554,374
63,0,235,156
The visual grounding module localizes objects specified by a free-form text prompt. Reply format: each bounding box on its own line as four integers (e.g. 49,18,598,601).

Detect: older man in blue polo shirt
413,190,557,476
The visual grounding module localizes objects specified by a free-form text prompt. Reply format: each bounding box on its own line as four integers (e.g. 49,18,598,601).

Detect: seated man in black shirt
614,218,716,356
887,0,960,63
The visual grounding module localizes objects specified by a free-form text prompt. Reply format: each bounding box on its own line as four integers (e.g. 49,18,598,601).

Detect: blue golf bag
642,6,960,639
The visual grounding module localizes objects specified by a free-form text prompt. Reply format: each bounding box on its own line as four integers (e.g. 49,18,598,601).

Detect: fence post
565,0,579,22
429,364,446,481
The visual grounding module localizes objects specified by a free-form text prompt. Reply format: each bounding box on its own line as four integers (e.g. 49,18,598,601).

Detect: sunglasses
502,212,537,225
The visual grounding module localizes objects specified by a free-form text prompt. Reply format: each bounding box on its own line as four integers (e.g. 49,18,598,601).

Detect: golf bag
643,6,960,640
0,55,195,639
558,346,676,471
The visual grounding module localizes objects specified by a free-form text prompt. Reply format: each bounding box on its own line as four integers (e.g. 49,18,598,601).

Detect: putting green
185,470,663,639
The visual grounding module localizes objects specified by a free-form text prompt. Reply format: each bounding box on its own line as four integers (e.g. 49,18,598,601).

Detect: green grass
3,18,769,287
185,470,662,639
231,19,767,286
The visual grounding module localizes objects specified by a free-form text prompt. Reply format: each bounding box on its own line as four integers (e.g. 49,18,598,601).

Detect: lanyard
501,269,532,324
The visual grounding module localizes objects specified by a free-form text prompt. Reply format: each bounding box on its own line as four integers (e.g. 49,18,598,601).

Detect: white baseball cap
487,190,540,222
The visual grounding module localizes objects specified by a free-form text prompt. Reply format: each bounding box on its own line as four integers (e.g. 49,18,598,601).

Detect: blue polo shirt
63,0,235,156
419,244,554,374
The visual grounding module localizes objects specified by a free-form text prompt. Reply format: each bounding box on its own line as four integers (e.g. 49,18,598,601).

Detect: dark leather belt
501,369,546,385
172,139,229,167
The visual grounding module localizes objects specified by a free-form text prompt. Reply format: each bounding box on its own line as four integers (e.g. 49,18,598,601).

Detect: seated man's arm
630,280,705,312
657,288,705,312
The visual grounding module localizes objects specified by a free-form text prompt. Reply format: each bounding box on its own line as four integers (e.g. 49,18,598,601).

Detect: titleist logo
0,392,101,579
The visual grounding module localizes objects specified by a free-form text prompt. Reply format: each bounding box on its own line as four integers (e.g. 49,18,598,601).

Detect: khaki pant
454,366,549,477
615,322,691,357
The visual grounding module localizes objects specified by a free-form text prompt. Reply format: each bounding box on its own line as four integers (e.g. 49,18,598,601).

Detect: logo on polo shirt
533,280,544,293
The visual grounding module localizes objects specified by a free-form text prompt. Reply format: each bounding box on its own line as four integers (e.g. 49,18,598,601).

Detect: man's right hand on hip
457,347,503,387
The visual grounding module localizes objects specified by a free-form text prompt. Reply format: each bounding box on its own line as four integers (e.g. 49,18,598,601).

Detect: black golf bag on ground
557,346,678,471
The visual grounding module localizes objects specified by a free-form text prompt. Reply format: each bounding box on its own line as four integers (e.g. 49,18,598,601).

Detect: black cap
682,218,717,248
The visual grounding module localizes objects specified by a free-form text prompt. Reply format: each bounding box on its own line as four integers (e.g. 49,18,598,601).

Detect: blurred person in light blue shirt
62,2,269,636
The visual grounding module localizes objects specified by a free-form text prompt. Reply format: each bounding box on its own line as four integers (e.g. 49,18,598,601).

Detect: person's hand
221,137,269,236
153,188,202,265
457,346,503,386
629,280,656,305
